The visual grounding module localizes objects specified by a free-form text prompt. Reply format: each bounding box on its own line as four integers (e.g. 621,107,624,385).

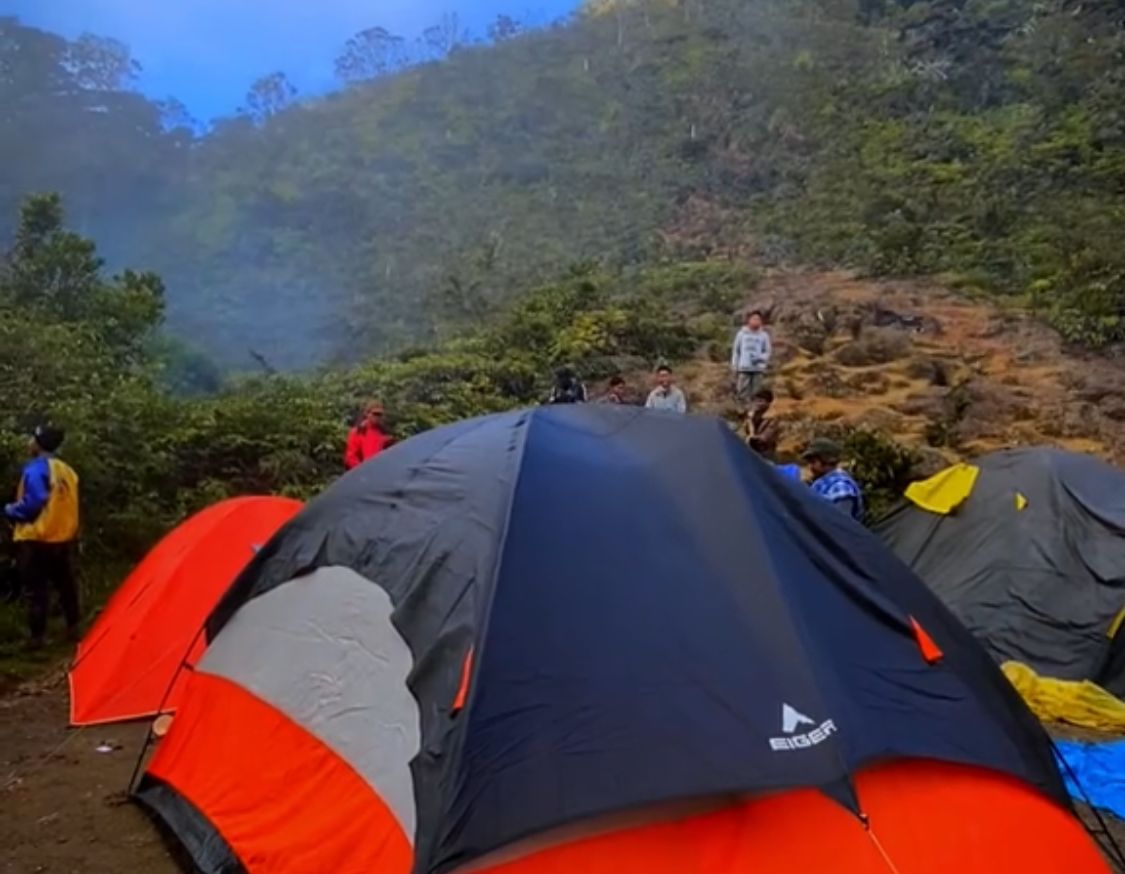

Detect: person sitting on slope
743,388,780,460
645,365,688,414
598,375,630,405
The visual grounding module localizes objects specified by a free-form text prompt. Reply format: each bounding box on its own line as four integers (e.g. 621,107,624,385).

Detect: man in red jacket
344,403,392,470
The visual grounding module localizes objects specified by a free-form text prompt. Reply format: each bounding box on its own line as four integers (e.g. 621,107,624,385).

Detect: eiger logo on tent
769,703,837,752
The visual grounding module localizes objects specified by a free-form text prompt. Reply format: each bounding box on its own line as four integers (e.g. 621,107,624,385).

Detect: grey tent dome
876,448,1125,695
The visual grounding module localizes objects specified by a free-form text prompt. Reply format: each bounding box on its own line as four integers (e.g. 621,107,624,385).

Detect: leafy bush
479,264,718,380
804,425,924,521
841,429,923,520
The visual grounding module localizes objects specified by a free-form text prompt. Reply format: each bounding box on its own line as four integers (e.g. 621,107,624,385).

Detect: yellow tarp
1002,661,1125,732
904,463,980,515
1109,608,1125,641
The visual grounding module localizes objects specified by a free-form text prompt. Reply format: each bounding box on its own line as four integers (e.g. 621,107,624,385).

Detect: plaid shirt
810,468,864,520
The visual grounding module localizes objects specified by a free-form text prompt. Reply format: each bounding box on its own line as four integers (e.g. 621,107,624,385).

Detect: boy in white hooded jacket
731,310,772,402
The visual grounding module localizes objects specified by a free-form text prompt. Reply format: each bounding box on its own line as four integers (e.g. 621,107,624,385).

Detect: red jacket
344,425,390,470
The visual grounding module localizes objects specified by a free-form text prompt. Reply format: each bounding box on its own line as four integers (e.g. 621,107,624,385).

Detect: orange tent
68,496,302,726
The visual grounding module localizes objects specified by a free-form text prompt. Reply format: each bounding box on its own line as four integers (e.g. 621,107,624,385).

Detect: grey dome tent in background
876,448,1125,697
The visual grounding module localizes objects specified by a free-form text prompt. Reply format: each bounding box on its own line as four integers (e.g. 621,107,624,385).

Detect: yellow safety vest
14,458,80,544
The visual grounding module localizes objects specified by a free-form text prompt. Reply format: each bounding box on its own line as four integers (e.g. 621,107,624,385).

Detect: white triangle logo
782,704,815,734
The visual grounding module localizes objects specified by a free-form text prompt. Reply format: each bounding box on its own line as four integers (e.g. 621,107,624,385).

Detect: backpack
550,378,586,404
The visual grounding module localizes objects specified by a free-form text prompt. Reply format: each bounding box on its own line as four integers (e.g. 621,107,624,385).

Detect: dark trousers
735,371,765,403
18,541,79,641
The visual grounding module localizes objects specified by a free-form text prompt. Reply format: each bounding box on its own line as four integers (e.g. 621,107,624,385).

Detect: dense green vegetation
3,1,1125,368
0,194,749,543
0,194,759,651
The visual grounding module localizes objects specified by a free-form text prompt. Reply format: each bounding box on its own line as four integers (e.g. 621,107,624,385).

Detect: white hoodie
731,327,772,373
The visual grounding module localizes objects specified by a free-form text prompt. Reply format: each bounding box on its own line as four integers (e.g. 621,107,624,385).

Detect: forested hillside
3,0,1124,368
0,190,759,652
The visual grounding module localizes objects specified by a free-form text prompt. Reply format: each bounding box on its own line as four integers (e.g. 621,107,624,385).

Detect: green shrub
806,425,923,521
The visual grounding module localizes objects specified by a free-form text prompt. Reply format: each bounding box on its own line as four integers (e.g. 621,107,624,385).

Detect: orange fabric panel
69,496,302,726
468,760,1109,874
854,760,1107,872
453,646,474,713
909,615,944,664
147,672,413,874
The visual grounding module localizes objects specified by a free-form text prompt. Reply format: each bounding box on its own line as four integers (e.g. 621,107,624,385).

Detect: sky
5,0,580,121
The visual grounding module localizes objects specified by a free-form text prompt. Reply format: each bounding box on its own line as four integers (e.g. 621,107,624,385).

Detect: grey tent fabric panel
876,448,1125,688
204,410,532,860
198,565,421,843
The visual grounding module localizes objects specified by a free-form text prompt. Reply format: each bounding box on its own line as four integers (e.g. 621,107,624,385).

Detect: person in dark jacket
547,367,588,404
5,425,80,648
743,388,780,460
344,402,392,470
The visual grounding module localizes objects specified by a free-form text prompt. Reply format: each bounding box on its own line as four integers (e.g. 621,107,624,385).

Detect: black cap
801,438,842,464
33,425,65,454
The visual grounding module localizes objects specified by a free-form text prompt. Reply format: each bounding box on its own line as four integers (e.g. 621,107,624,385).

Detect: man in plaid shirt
802,438,864,521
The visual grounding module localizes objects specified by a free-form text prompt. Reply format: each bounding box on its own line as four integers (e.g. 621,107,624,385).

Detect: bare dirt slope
1,671,178,874
676,269,1125,464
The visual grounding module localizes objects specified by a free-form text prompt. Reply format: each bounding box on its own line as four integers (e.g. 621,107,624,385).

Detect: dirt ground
1,669,179,874
3,669,1125,873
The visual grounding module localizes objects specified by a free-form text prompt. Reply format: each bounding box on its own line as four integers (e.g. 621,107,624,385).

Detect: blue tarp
775,463,803,482
1055,739,1125,818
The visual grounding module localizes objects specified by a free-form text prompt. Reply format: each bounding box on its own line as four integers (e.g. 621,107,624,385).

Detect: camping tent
69,496,303,726
875,448,1125,696
135,409,1107,873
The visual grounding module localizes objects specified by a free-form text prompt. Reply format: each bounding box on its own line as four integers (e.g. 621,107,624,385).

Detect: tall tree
421,13,467,60
488,14,523,42
335,27,408,84
63,33,140,91
242,72,298,123
156,97,200,135
5,193,102,320
6,195,164,365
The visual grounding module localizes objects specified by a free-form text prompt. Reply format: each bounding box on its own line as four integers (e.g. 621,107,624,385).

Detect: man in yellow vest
5,425,80,648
